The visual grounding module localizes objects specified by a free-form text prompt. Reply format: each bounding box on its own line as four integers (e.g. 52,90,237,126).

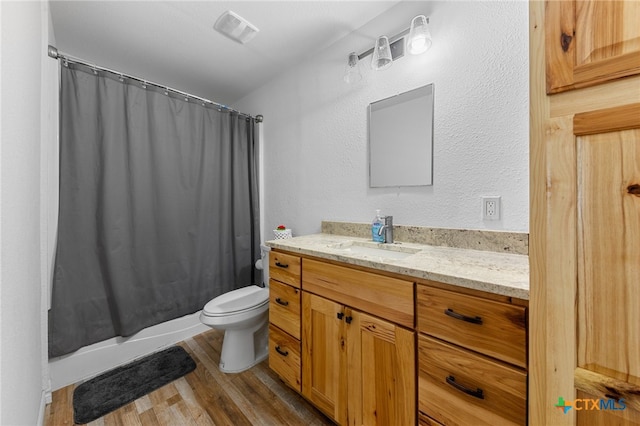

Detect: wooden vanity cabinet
268,252,302,391
417,283,528,426
302,291,415,426
267,250,528,426
300,258,415,426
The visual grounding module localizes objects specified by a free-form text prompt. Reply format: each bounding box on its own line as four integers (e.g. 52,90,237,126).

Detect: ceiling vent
214,10,259,44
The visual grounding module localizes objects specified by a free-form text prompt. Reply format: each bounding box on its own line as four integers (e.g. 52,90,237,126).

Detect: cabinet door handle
446,375,484,399
275,262,289,268
345,316,353,324
275,346,289,357
444,308,483,325
275,298,289,306
337,312,344,320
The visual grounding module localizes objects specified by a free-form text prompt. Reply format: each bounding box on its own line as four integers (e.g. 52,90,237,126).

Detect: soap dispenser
371,210,385,243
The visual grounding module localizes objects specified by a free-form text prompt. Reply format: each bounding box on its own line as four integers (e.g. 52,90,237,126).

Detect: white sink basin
327,240,420,260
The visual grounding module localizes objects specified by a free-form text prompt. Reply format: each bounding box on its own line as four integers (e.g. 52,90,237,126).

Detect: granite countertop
266,233,530,300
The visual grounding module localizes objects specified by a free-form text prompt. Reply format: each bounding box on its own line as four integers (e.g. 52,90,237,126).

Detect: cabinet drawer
302,258,414,328
269,252,301,288
417,285,527,368
418,335,527,426
269,324,301,392
269,279,301,339
419,412,444,426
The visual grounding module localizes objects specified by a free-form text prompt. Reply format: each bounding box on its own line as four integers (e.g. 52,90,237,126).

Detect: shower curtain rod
47,45,263,123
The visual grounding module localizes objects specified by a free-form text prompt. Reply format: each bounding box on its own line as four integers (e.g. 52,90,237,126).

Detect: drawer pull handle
337,312,344,320
345,316,353,324
275,298,289,306
275,346,289,357
275,262,289,268
445,308,483,325
446,375,484,399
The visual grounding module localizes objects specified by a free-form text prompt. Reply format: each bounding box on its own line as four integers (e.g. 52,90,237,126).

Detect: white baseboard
37,390,48,426
49,311,209,391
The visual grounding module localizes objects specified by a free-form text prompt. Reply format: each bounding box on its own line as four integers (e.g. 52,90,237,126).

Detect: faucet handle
383,215,394,244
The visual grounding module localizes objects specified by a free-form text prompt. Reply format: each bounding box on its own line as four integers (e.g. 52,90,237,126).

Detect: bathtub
48,311,209,391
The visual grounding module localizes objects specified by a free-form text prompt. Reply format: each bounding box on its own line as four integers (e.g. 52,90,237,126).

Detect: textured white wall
235,1,529,239
0,1,46,424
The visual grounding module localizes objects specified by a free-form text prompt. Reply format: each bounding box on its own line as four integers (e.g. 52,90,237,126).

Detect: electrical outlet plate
482,196,501,221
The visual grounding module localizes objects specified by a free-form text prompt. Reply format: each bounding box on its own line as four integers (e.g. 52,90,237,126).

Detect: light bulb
407,15,432,55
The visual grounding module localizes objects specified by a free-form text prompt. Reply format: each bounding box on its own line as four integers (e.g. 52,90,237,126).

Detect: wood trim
530,1,552,422
573,103,640,135
550,74,640,118
574,367,640,412
530,1,577,424
573,51,640,89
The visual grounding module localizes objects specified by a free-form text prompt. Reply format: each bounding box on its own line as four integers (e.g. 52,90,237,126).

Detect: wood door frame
530,2,577,423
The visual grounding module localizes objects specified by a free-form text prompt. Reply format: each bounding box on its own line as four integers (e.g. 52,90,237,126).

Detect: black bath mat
72,346,196,424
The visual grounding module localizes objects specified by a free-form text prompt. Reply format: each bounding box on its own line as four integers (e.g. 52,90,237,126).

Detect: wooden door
346,310,415,426
301,292,347,424
530,1,640,425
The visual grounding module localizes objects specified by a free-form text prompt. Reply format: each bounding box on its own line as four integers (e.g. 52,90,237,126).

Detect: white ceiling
49,1,401,105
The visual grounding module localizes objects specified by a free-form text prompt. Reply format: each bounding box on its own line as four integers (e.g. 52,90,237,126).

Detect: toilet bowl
199,245,271,373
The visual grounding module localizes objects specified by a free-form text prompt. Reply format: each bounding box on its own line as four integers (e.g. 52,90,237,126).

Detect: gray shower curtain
49,63,260,358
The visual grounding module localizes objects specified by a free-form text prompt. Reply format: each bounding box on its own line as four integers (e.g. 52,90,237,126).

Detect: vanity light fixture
344,14,432,82
371,36,393,70
407,15,432,55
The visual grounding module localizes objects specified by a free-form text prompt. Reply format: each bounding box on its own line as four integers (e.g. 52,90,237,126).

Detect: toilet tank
259,244,271,286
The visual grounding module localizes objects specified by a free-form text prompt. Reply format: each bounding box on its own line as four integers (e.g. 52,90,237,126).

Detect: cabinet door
301,292,347,424
347,310,415,426
546,0,640,94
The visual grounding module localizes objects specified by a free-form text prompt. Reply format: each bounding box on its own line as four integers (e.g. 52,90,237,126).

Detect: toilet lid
202,285,269,316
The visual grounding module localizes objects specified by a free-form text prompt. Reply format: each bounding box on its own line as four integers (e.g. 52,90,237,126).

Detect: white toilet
199,245,271,373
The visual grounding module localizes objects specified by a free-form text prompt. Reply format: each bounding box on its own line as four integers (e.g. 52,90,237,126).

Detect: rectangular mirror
369,84,434,187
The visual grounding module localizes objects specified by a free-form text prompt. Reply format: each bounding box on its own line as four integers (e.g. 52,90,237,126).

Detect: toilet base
219,320,269,373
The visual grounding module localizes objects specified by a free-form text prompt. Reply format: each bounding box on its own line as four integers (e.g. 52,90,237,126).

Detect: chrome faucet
377,215,394,243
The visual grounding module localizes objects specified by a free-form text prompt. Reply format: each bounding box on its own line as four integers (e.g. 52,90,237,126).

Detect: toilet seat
202,285,268,317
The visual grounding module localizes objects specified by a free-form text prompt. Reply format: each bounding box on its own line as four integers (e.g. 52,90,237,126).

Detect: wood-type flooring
45,329,333,425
